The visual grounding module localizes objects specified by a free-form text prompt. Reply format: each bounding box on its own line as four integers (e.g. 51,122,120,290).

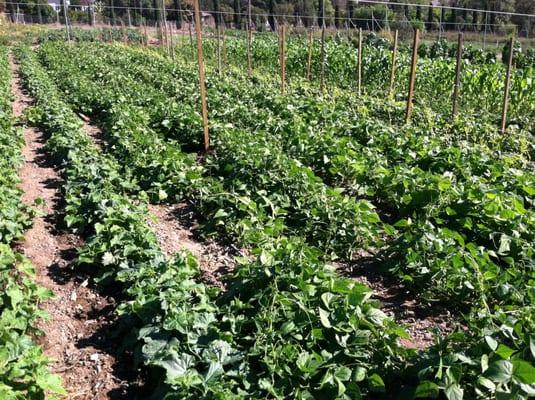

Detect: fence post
217,26,222,76
222,25,228,69
405,29,420,123
169,22,176,61
389,29,398,97
501,36,514,134
306,28,313,80
193,0,210,152
112,0,119,26
320,24,326,92
279,24,286,94
247,22,253,78
38,3,43,24
357,27,362,95
121,20,127,44
161,0,171,55
143,21,148,45
452,32,463,116
62,1,70,41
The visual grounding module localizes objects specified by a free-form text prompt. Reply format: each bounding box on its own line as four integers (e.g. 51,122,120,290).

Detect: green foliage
0,49,32,243
16,44,414,399
16,34,535,399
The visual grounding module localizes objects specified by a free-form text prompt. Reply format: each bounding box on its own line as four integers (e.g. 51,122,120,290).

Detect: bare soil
10,57,139,399
147,203,237,287
78,112,106,149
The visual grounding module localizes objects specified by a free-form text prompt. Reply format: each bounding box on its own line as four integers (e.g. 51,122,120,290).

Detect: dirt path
147,203,237,287
10,57,137,399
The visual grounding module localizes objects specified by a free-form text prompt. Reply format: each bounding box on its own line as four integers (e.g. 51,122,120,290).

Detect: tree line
1,0,533,36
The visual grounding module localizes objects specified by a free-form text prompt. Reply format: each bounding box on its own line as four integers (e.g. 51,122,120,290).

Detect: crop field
0,23,534,400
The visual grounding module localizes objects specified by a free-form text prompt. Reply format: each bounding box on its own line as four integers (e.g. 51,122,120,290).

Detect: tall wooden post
162,0,171,55
222,26,228,69
357,27,362,95
452,32,463,116
306,29,313,80
217,26,222,76
62,0,70,41
320,25,326,92
405,29,420,123
279,24,286,94
501,36,514,134
121,20,127,44
247,22,253,78
193,0,210,152
143,21,148,46
389,29,398,97
169,22,176,61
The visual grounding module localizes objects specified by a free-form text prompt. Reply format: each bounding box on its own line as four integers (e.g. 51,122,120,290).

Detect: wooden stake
161,0,170,55
405,29,420,124
452,32,463,117
320,25,326,92
357,27,362,95
121,20,127,44
143,21,148,46
279,24,286,94
389,29,398,97
217,26,222,76
193,0,210,152
247,22,253,78
306,28,313,80
169,22,176,61
62,1,70,41
222,26,228,69
501,36,514,134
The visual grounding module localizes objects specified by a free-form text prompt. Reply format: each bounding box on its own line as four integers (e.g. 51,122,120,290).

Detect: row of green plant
0,47,65,400
16,45,420,399
164,32,535,123
37,41,535,312
38,27,144,44
36,40,533,157
418,37,535,69
38,42,387,259
36,41,535,397
37,25,535,123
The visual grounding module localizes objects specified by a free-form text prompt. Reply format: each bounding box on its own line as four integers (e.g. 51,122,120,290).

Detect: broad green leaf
495,344,515,360
512,360,535,384
485,360,513,383
485,336,498,351
444,384,463,400
415,381,439,398
36,374,66,394
318,308,331,328
368,373,385,393
477,376,496,390
353,366,366,382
